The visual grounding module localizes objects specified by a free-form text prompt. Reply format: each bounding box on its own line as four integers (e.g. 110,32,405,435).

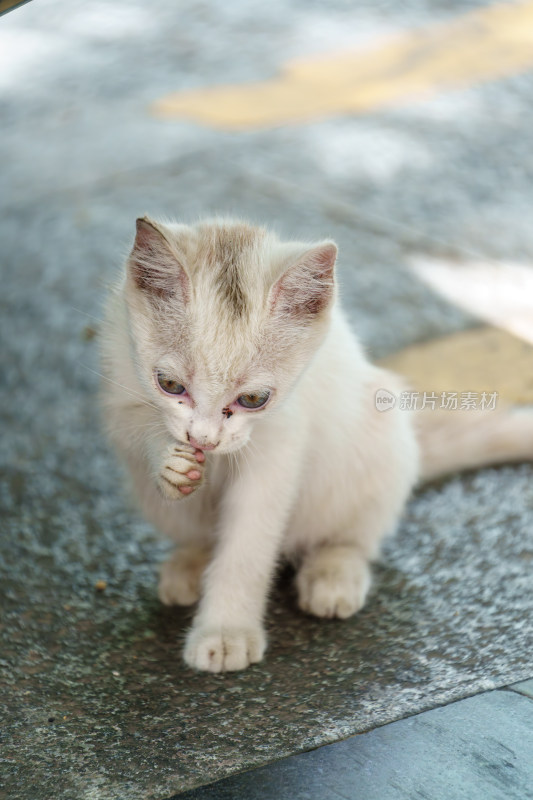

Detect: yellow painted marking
153,1,533,129
379,327,533,405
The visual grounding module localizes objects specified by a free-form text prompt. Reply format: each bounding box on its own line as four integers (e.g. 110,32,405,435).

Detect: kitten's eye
237,390,271,409
157,372,186,396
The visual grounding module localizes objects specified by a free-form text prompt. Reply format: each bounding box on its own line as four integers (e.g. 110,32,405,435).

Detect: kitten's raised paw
158,545,211,606
184,624,266,672
296,546,371,619
156,445,204,500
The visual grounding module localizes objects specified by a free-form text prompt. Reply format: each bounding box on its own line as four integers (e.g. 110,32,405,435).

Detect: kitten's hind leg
296,545,371,619
158,544,212,607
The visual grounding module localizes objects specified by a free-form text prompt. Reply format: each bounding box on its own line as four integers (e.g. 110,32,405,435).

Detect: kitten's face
145,351,277,454
124,217,337,454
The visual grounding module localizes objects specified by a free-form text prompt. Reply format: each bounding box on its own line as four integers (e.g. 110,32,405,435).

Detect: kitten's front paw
158,545,211,606
183,624,266,672
297,574,368,619
296,547,371,619
156,444,204,500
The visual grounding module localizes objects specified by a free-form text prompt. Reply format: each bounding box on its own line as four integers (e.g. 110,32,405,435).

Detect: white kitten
100,216,533,672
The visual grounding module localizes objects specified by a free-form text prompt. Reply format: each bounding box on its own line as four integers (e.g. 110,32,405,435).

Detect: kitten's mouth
187,435,219,452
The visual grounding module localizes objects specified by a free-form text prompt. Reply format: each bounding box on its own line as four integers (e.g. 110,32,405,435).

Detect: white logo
375,388,396,412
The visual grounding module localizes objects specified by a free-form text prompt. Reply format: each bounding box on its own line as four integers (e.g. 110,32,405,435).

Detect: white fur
101,217,531,673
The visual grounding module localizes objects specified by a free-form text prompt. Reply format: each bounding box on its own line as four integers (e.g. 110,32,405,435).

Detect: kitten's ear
272,242,337,318
128,217,189,301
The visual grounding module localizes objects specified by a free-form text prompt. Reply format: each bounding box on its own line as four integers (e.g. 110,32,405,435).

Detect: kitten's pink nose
188,435,218,451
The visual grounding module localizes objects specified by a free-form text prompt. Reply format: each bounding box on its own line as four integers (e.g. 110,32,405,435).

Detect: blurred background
4,0,533,352
2,1,533,799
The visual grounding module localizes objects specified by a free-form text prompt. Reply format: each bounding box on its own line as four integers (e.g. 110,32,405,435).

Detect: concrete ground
1,1,533,798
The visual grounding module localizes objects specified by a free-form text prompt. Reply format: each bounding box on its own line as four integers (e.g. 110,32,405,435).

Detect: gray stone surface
1,169,533,800
510,679,533,701
4,0,533,265
174,689,533,800
2,0,493,206
2,1,533,799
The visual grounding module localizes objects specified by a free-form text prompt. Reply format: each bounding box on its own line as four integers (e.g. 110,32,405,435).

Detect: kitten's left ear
128,217,189,301
272,242,337,318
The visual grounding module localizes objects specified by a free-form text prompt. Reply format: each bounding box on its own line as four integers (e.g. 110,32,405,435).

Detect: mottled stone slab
174,689,533,800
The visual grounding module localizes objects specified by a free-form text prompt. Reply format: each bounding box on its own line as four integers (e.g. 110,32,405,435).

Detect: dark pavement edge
167,682,533,800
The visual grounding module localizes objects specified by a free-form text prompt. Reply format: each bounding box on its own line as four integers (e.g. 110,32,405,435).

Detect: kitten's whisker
228,452,236,483
71,306,105,325
244,438,261,465
238,443,255,480
120,419,164,436
78,362,160,411
233,450,243,484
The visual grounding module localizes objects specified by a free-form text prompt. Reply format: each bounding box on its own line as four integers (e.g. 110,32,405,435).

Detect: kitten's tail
416,405,533,482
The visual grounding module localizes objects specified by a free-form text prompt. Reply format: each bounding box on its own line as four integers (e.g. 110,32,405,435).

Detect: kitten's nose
188,435,218,452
